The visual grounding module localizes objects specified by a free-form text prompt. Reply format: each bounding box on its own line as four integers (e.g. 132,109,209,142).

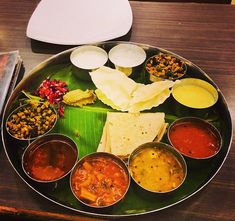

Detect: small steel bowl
168,117,222,162
171,78,219,118
128,142,187,194
6,101,57,141
70,152,130,208
22,133,78,183
172,78,218,108
145,53,187,82
108,43,146,78
70,45,108,81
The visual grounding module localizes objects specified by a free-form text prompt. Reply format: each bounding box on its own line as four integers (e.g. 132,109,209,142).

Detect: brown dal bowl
128,142,187,194
22,133,78,183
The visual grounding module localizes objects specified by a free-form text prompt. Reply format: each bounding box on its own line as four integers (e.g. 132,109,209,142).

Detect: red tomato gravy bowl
168,117,222,160
70,152,130,208
22,134,78,183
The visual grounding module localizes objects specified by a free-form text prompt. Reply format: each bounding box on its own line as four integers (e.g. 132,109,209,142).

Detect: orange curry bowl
70,152,130,208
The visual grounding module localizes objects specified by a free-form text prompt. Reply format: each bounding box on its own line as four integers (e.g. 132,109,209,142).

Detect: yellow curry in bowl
128,142,187,193
172,78,218,109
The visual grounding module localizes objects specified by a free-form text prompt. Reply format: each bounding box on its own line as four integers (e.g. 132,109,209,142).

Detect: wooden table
0,1,235,220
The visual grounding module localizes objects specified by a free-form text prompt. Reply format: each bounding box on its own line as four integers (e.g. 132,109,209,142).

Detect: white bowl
108,43,146,76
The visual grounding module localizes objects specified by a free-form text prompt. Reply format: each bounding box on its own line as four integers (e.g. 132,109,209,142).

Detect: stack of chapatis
97,112,168,158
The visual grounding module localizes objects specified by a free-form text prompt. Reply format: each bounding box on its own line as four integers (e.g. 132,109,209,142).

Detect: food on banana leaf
63,89,96,107
90,66,138,111
97,112,168,158
89,66,176,113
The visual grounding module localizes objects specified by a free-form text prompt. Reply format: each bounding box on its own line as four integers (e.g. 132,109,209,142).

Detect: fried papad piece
63,89,96,107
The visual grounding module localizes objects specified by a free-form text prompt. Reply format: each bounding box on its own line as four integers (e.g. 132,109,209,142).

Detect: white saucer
26,0,133,45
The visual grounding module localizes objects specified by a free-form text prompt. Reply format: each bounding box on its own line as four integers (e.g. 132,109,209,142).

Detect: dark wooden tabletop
0,0,235,220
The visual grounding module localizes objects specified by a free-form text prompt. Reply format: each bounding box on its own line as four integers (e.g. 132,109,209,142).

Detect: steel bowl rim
171,77,219,109
70,45,108,70
70,151,131,209
108,43,147,68
128,141,187,194
167,116,223,160
21,133,79,183
145,52,187,81
5,101,58,141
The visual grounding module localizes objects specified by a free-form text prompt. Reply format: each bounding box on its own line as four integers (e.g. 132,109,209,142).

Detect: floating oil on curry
71,155,129,207
169,121,220,159
23,140,77,182
129,147,185,193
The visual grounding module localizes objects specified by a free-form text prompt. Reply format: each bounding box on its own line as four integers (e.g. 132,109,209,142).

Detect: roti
97,112,167,157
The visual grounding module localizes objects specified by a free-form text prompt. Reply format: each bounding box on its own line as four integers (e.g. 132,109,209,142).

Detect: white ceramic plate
26,0,133,45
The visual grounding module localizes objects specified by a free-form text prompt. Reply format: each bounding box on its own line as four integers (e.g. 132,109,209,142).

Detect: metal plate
1,41,232,218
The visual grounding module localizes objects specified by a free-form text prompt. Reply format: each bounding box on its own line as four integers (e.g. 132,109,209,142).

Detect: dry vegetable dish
6,101,56,139
146,53,186,80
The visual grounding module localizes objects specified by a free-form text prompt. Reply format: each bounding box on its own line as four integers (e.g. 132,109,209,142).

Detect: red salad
35,78,68,117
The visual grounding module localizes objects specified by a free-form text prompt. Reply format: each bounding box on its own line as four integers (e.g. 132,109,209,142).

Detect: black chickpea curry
6,101,56,139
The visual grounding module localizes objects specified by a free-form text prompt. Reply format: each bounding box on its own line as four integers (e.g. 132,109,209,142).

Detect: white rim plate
26,0,133,45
